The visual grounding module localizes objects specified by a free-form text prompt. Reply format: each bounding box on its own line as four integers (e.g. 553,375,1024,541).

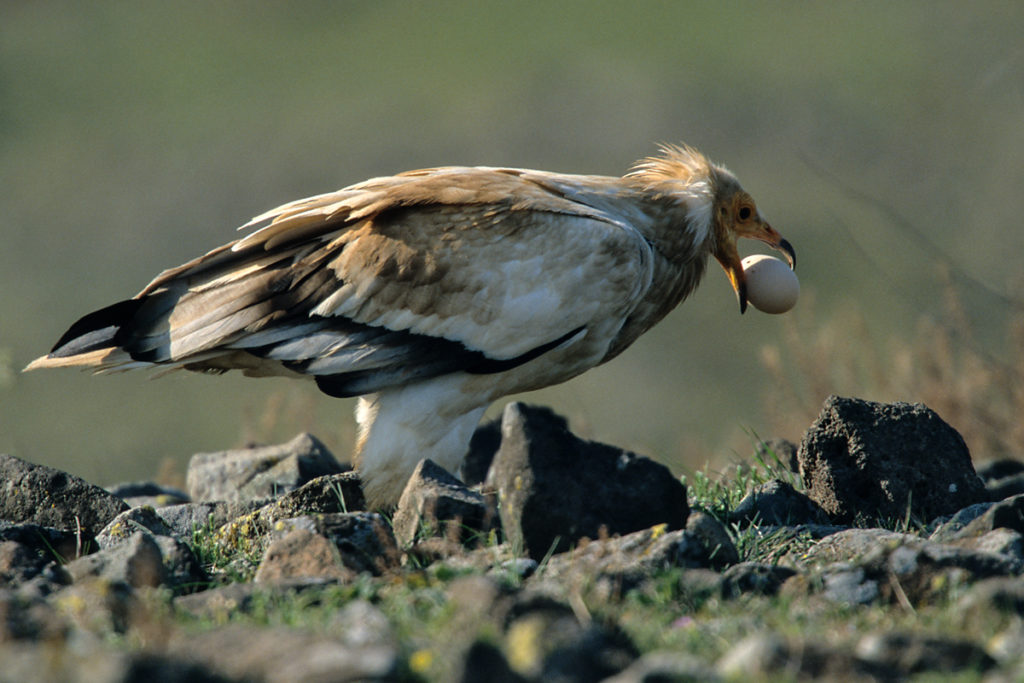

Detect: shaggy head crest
627,143,717,185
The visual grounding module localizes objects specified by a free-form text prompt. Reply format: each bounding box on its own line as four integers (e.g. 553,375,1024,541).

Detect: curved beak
714,222,796,314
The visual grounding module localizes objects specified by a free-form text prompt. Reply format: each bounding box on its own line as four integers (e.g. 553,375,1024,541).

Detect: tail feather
25,299,143,371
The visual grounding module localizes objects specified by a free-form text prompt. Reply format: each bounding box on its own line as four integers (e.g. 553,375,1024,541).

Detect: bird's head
709,171,795,313
630,144,796,313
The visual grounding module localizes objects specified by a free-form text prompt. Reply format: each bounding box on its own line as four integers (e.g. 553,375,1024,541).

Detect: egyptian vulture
27,145,795,507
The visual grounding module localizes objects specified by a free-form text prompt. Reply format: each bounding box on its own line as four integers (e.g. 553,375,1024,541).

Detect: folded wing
31,167,654,396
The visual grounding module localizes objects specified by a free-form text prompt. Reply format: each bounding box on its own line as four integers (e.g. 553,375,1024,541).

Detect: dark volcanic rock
489,403,689,559
855,631,996,675
0,522,82,566
976,459,1024,482
186,433,347,504
797,395,985,525
106,481,190,508
503,602,637,682
986,473,1024,502
731,479,829,527
0,454,129,539
392,459,492,548
463,416,502,486
977,460,1024,501
961,493,1024,536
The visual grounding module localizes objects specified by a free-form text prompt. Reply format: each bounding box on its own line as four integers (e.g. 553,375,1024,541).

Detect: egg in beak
712,201,795,314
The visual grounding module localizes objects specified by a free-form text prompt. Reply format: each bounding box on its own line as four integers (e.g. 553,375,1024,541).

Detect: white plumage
27,145,794,506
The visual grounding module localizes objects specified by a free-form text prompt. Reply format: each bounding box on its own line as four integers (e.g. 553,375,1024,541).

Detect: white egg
742,254,799,314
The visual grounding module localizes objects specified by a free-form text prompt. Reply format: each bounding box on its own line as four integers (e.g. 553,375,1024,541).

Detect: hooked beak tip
779,238,796,270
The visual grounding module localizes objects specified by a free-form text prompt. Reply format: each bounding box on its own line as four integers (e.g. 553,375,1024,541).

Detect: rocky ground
3,395,1024,682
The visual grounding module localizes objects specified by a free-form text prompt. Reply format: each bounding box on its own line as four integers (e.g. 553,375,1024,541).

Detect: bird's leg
353,382,489,508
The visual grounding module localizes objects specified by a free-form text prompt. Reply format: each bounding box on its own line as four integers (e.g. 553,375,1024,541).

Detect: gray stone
404,536,467,566
730,479,829,527
55,575,139,635
805,528,1021,606
329,599,396,649
798,395,985,525
95,506,176,549
152,534,208,594
820,564,881,606
273,512,399,576
94,507,207,593
959,493,1024,538
254,528,353,583
155,501,260,539
172,579,333,621
929,502,995,542
168,623,398,682
65,531,165,589
951,528,1024,560
0,527,78,598
535,526,711,596
719,561,798,598
272,471,366,516
0,541,52,588
602,650,721,683
685,512,738,570
0,591,67,641
0,454,128,539
716,633,790,679
0,640,232,683
186,433,346,503
958,576,1024,617
855,631,995,675
392,458,492,548
802,528,912,565
489,403,688,560
717,632,881,680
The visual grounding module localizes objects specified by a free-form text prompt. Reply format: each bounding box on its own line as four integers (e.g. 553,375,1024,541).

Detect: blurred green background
3,1,1023,486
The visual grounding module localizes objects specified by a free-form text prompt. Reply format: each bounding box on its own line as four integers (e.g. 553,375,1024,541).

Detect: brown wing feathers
37,190,589,395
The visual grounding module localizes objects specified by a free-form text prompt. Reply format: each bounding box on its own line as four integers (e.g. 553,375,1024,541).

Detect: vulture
27,144,795,507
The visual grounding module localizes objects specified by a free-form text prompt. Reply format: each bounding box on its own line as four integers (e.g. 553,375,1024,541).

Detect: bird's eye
737,205,752,222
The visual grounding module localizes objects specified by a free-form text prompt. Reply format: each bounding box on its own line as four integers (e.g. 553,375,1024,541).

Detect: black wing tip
310,325,587,399
49,298,142,356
